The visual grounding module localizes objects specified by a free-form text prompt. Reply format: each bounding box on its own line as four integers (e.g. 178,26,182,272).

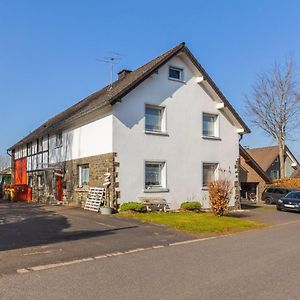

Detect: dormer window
169,67,183,81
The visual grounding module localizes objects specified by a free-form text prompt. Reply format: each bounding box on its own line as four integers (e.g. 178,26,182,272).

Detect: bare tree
246,57,300,178
0,155,10,172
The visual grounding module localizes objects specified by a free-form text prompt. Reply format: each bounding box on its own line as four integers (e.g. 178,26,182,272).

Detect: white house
8,42,250,209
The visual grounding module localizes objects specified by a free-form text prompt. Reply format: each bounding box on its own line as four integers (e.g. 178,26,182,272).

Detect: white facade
12,50,245,209
48,112,113,165
113,55,240,208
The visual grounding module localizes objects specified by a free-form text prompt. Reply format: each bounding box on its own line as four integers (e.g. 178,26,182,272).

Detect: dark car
262,187,298,204
277,191,300,212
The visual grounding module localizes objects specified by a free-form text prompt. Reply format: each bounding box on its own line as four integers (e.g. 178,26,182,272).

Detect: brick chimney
117,69,132,80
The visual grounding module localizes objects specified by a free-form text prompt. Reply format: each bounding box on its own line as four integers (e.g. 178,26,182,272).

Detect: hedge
119,202,147,212
180,201,202,212
267,178,300,190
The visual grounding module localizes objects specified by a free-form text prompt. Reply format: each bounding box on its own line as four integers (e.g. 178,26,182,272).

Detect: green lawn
119,212,266,235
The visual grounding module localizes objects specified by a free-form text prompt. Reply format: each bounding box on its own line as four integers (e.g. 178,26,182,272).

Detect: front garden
118,179,267,235
119,211,266,235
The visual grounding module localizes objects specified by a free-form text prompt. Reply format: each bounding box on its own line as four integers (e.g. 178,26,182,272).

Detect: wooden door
56,176,63,201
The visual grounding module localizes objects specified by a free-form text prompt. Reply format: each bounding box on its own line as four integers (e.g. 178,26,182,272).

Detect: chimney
117,69,132,80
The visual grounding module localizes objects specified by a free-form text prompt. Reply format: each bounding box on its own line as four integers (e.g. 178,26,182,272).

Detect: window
28,176,33,188
270,170,279,179
203,163,218,187
203,113,218,137
79,164,89,187
37,138,43,152
275,188,285,195
27,142,32,156
169,67,183,81
145,105,165,132
37,175,44,188
145,161,166,190
56,133,63,148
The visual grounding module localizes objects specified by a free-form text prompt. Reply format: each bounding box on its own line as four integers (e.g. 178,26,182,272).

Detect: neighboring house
0,167,12,198
291,166,300,178
8,42,250,209
246,146,299,180
239,146,271,202
0,167,12,185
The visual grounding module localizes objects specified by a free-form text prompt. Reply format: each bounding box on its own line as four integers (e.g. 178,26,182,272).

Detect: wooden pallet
84,187,105,212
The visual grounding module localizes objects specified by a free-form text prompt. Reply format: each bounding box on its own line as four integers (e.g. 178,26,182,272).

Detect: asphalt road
0,204,300,299
0,202,193,275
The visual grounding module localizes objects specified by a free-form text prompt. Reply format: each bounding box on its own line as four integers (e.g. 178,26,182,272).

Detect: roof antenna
97,52,121,90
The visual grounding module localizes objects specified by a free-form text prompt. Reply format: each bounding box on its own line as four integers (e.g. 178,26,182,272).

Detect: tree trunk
278,143,285,178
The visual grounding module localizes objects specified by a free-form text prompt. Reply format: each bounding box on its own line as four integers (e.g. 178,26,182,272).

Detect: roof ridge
240,145,271,183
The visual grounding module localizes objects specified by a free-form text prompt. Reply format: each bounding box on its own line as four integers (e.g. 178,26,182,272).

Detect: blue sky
1,0,300,157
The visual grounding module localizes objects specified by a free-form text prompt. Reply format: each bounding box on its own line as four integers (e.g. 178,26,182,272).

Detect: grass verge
119,212,266,235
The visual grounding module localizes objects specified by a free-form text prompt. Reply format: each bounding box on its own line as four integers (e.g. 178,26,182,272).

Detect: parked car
262,187,298,204
277,191,300,212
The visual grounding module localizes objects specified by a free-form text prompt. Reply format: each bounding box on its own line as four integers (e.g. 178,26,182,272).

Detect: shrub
180,201,202,212
267,178,300,190
208,179,232,216
120,202,147,213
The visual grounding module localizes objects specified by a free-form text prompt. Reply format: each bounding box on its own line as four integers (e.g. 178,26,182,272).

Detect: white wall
113,55,240,209
17,110,113,171
49,112,113,164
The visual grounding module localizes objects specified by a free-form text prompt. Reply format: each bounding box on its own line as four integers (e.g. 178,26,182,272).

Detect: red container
14,185,32,202
27,187,32,201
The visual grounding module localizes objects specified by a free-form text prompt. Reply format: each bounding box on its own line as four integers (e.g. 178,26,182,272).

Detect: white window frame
144,161,168,192
202,113,219,139
55,133,63,148
168,66,183,81
202,162,219,188
78,164,89,187
145,104,166,134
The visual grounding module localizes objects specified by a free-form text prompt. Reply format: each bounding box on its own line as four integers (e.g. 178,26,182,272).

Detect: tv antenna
97,52,121,89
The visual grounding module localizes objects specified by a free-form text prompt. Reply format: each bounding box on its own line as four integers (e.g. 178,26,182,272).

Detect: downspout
236,133,244,209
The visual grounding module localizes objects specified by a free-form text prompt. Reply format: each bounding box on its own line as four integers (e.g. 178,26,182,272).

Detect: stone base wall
63,152,118,207
27,169,55,203
28,152,119,207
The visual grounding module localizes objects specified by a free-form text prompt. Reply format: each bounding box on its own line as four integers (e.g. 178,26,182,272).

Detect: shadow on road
0,202,137,251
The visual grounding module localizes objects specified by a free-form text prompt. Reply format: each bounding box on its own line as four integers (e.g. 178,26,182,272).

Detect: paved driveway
0,202,193,275
232,204,300,225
